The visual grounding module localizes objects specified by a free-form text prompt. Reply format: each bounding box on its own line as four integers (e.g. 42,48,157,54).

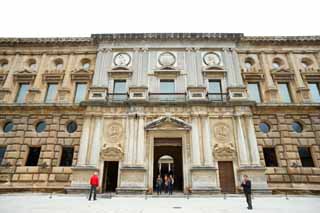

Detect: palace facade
0,33,319,194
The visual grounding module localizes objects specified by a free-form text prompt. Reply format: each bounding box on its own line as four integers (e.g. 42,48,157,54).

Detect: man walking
241,175,252,210
89,172,99,201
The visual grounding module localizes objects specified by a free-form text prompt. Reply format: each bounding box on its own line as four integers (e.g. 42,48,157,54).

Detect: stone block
39,173,48,181
312,168,320,175
19,174,33,181
275,167,287,174
52,167,64,173
15,167,28,173
27,167,40,173
55,174,69,182
307,175,320,183
6,151,19,159
269,175,283,182
12,174,19,181
300,168,313,175
292,175,307,182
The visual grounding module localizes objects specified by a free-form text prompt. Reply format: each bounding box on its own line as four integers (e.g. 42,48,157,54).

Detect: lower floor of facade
0,104,319,194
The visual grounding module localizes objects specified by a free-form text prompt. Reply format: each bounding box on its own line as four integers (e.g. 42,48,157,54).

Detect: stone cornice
242,36,320,45
0,37,93,47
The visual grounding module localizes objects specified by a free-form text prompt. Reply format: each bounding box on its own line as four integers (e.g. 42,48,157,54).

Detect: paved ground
0,193,320,213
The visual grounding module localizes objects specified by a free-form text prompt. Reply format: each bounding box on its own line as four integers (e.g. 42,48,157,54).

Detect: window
0,59,8,69
0,147,6,165
113,80,127,100
244,58,254,69
208,80,223,101
278,83,292,103
74,83,87,103
160,79,175,101
3,122,14,133
29,62,37,70
54,59,63,70
35,121,46,133
16,83,30,103
66,121,77,133
292,121,303,133
26,147,41,166
259,122,270,133
45,83,58,103
272,58,282,70
301,58,313,69
308,83,320,103
298,147,314,167
247,83,262,103
81,59,91,70
263,148,278,167
60,147,74,167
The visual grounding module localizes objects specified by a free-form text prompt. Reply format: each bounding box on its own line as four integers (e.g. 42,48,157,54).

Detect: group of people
155,174,174,195
88,172,253,210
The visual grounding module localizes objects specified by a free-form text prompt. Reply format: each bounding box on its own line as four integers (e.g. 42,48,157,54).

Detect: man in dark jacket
89,172,99,201
241,175,252,210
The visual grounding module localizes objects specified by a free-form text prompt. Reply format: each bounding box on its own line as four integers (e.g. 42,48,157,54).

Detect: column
191,116,201,166
77,116,92,166
128,116,135,165
223,48,236,87
231,49,244,87
258,52,276,89
136,115,145,166
235,115,250,166
288,52,305,89
32,53,47,88
89,117,102,166
195,48,204,86
186,48,196,86
202,116,214,166
246,115,261,166
92,49,104,86
140,48,149,87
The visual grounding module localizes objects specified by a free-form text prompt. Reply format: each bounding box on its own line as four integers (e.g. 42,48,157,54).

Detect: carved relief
213,142,236,160
106,122,123,143
213,123,230,141
100,145,124,161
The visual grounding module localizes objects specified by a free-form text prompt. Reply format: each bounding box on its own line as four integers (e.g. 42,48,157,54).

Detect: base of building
116,187,147,194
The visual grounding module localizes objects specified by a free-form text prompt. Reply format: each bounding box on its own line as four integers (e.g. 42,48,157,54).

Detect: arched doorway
153,138,183,191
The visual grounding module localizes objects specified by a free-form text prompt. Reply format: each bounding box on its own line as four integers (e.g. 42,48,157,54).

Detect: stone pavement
0,193,319,213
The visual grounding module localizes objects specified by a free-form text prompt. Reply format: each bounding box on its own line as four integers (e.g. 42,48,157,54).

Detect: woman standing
164,174,169,194
168,174,174,195
155,174,163,195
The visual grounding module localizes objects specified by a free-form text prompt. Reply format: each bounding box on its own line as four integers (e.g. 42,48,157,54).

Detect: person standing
164,174,169,194
89,172,99,201
168,174,174,195
241,175,252,210
155,174,163,195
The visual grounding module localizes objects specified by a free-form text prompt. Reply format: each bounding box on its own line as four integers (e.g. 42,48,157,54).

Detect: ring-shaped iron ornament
113,52,131,66
158,52,176,67
203,52,221,66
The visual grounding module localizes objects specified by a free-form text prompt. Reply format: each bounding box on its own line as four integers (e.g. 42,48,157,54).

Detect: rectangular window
0,147,6,165
113,80,127,100
208,80,223,101
74,83,87,103
263,148,278,167
298,147,315,167
278,83,292,103
26,147,41,166
308,83,320,103
160,79,175,101
16,83,30,103
60,147,74,167
45,83,58,103
247,83,262,103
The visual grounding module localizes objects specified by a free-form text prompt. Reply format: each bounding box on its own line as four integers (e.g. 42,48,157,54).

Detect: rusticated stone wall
253,107,320,191
0,107,84,191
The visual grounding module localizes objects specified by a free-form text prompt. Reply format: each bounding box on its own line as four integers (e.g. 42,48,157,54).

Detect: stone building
0,33,319,194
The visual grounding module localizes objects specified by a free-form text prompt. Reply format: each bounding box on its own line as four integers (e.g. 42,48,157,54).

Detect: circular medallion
158,52,176,67
107,123,123,142
213,123,230,141
203,52,221,66
113,52,131,66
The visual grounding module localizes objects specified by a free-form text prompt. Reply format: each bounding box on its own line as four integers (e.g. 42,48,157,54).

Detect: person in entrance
168,174,174,195
155,174,163,195
89,172,99,201
241,175,252,210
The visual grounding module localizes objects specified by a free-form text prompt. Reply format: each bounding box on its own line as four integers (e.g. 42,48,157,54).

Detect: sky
0,0,319,37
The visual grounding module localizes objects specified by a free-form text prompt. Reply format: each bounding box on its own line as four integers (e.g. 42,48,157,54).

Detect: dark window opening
26,147,41,166
66,121,77,133
0,147,6,165
298,147,314,167
263,147,278,167
60,147,74,167
3,122,14,133
35,121,46,133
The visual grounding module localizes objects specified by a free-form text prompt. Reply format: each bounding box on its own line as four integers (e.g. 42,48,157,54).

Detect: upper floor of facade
0,33,319,105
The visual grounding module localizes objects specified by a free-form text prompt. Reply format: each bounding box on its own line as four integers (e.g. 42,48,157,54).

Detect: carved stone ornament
107,122,123,143
158,52,176,67
100,145,124,161
213,123,230,141
113,52,131,66
203,52,221,66
213,142,236,159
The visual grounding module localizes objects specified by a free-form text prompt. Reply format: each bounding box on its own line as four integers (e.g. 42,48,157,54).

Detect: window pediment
109,66,133,78
42,69,65,82
71,68,93,81
13,69,37,82
145,115,191,131
271,68,294,80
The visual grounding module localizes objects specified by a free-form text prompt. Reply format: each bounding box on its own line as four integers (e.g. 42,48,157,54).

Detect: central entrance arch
153,138,183,191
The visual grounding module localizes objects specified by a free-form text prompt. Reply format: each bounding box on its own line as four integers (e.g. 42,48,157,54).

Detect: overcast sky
1,0,319,37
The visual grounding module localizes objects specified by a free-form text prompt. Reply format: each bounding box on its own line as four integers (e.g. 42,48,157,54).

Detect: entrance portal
102,161,119,192
153,138,183,191
218,161,236,193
